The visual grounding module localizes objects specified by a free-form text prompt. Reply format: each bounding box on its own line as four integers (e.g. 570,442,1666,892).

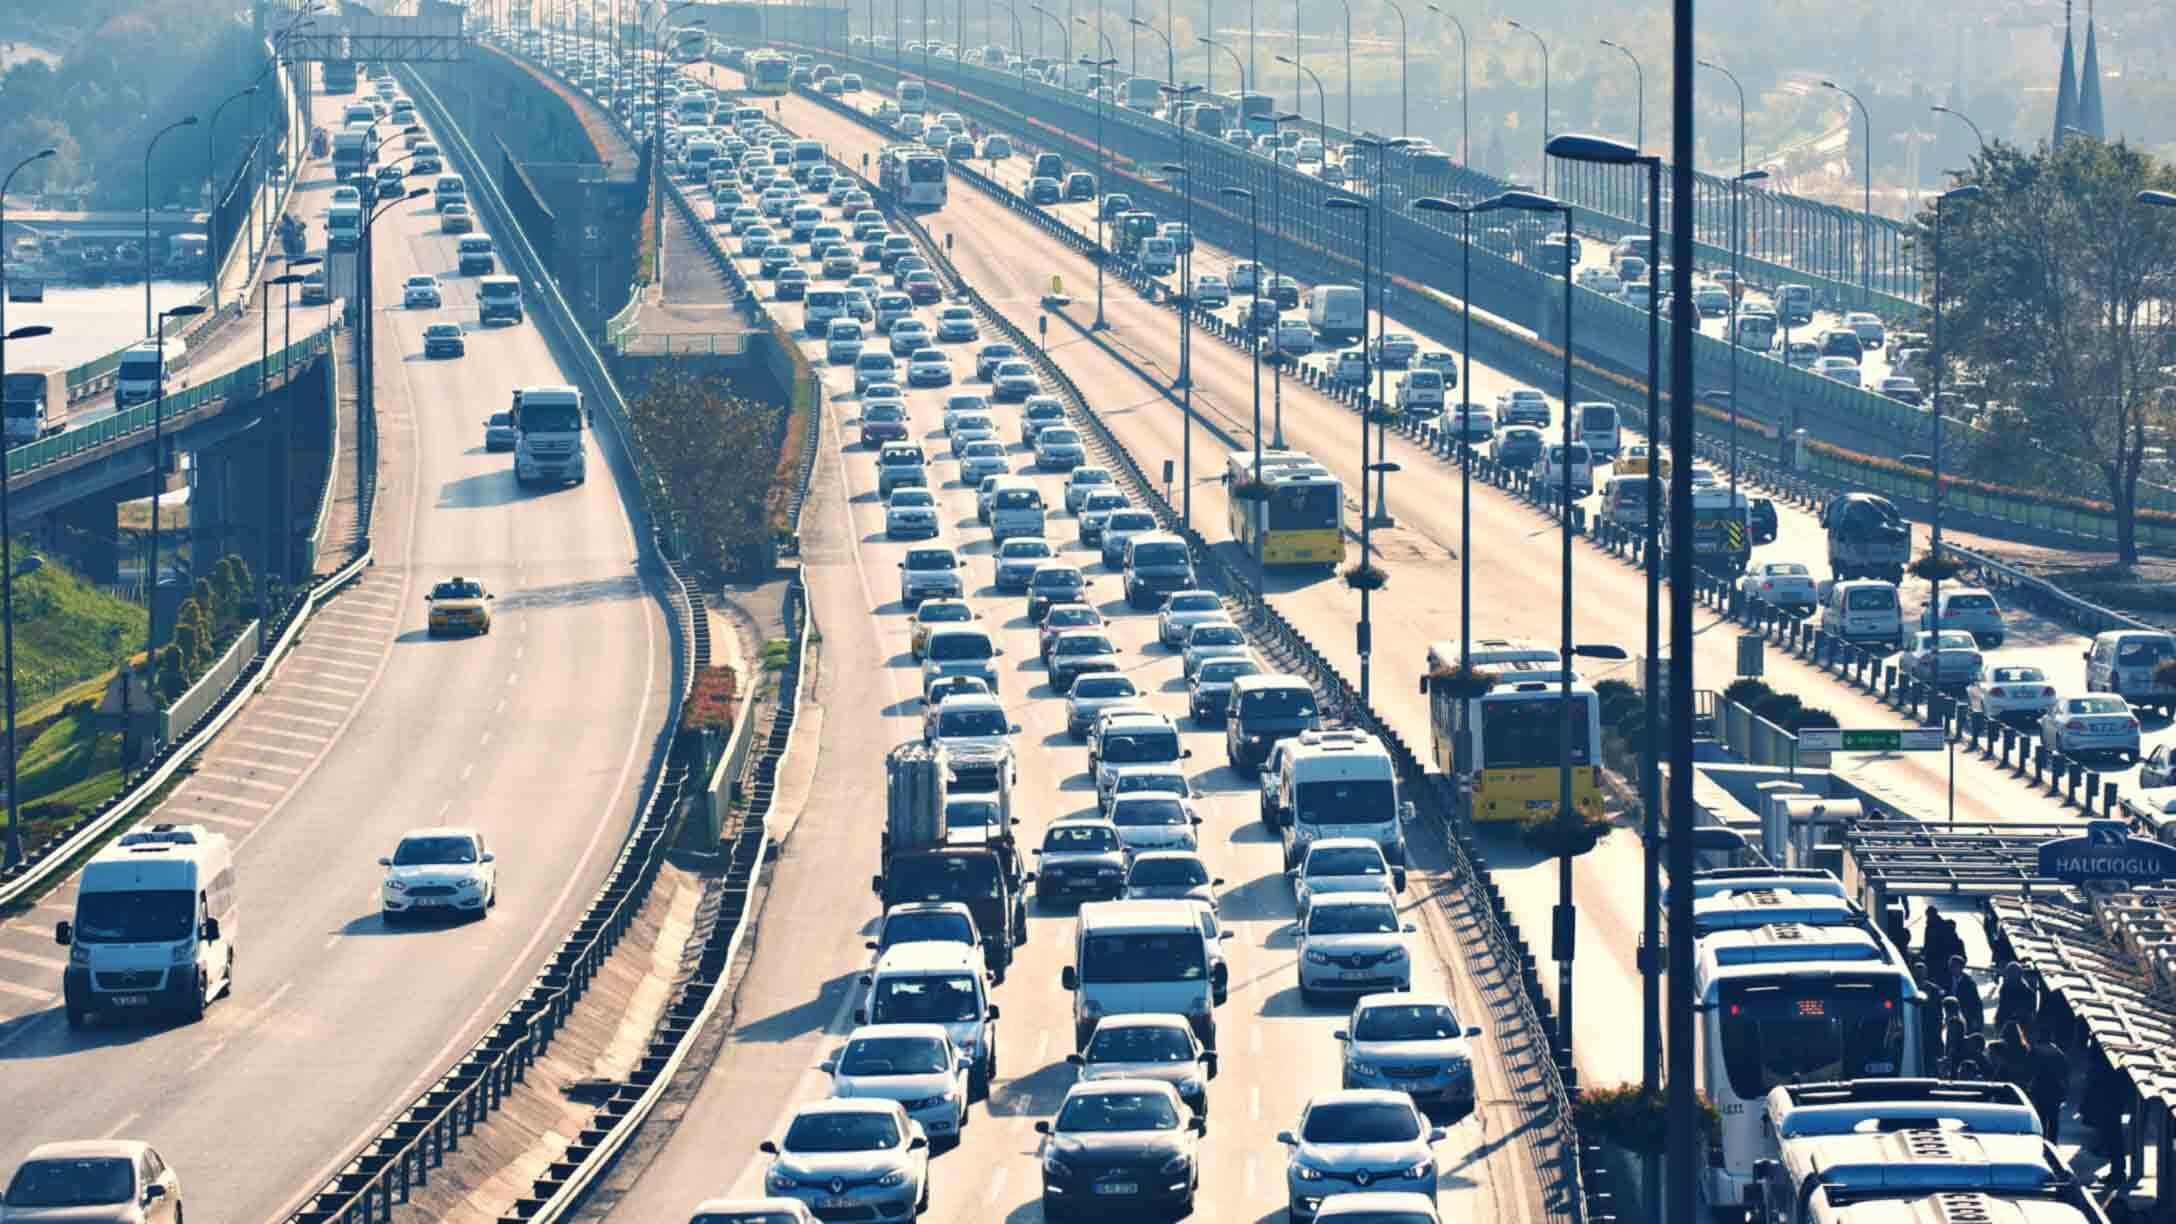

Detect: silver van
986,478,1046,543
2085,629,2176,715
1817,579,1903,648
1062,900,1216,1051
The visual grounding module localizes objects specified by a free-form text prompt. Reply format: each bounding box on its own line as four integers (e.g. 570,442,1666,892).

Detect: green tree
1927,138,2176,565
629,366,786,574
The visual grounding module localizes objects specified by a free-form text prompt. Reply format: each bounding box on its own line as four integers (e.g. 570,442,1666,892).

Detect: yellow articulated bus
1421,638,1605,824
1223,450,1344,568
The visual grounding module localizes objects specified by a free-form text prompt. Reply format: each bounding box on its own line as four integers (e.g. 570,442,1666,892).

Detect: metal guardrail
159,620,264,743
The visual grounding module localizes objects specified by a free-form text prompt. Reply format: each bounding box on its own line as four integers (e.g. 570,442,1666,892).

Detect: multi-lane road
0,79,673,1223
576,92,1565,1221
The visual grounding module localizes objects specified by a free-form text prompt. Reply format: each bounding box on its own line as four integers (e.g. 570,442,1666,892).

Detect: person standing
2029,1026,2070,1140
1994,962,2038,1034
1917,976,1946,1073
1947,954,1986,1035
2085,1044,2130,1185
1941,997,1967,1077
1988,1022,2032,1089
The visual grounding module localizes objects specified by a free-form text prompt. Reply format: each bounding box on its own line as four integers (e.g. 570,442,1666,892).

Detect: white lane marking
262,694,349,714
301,642,384,662
294,656,375,675
1034,1030,1050,1065
282,681,367,701
98,1111,144,1140
461,763,475,781
249,725,331,745
209,756,304,776
1251,1084,1262,1121
480,731,492,747
162,810,255,831
233,740,318,761
981,1166,1009,1206
182,789,274,811
506,671,518,685
0,946,68,972
195,771,289,793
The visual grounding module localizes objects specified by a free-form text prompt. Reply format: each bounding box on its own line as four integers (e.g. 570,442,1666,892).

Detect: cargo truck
874,741,1029,979
3,366,69,444
1821,491,1909,583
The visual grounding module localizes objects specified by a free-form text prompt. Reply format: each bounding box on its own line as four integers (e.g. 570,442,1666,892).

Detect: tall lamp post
1156,156,1198,525
1926,183,1982,691
1274,56,1328,155
1547,130,1664,1139
207,86,258,313
1932,104,1987,154
1821,79,1874,306
1267,110,1303,447
1600,39,1642,150
1331,0,1352,137
1383,0,1408,136
145,303,208,672
1352,133,1413,527
1078,43,1118,328
1504,20,1549,194
0,322,52,870
1323,193,1399,705
1423,4,1468,167
1718,167,1770,498
1129,15,1172,89
144,116,202,337
1222,184,1265,568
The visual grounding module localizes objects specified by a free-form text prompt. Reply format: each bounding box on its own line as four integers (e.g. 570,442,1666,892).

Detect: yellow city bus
1421,638,1605,824
1224,450,1344,568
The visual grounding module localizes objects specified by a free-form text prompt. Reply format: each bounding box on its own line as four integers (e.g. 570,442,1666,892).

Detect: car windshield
838,1035,951,1076
1990,667,2045,684
870,973,982,1023
946,800,1000,828
72,889,193,943
1056,1090,1182,1132
782,1111,902,1153
1054,636,1114,656
1761,563,1810,577
1088,1024,1195,1063
2072,697,2130,715
1085,494,1129,512
2116,636,2174,666
1239,686,1315,718
395,836,480,865
1032,569,1082,590
1845,587,1898,611
891,488,933,507
905,550,956,571
937,707,1008,737
1309,902,1400,935
1002,542,1053,560
1302,1101,1422,1144
1072,470,1111,487
1072,676,1135,699
1103,731,1180,763
4,1158,134,1207
1946,593,1998,611
1112,798,1188,826
1108,514,1156,533
1131,857,1208,887
1133,542,1189,568
1039,429,1080,445
1081,932,1207,983
433,579,484,599
1046,608,1101,631
1189,625,1243,647
1308,847,1387,877
917,602,970,624
1043,824,1120,853
487,413,512,429
928,635,991,661
1198,660,1259,684
1355,1003,1464,1043
879,911,974,948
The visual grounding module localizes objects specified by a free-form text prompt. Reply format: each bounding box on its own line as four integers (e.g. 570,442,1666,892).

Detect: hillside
9,549,146,713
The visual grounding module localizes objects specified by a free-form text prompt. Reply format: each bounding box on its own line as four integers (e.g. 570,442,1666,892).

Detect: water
3,280,206,373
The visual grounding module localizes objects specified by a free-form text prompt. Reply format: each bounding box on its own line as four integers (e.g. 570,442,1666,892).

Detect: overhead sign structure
2038,820,2176,887
1797,728,1946,753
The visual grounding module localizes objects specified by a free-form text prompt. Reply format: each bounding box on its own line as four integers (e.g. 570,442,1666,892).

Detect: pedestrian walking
2084,1044,2130,1185
1994,962,2038,1034
1988,1021,2031,1089
1947,954,1985,1035
1941,997,1967,1076
2028,1026,2070,1139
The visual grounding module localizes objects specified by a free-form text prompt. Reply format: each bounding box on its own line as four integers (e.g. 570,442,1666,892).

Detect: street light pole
1275,56,1328,158
1333,0,1352,138
1354,134,1411,527
1268,110,1301,448
1413,193,1481,825
145,303,207,670
1326,192,1386,704
1424,5,1468,168
1078,41,1118,329
1599,40,1642,150
1821,79,1874,306
1157,151,1199,525
1504,21,1549,194
1717,168,1769,499
207,86,258,313
145,116,202,338
1383,0,1408,137
1223,185,1264,569
1931,104,1987,155
1927,184,1982,699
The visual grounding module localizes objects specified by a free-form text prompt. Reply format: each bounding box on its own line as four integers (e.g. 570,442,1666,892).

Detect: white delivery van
1305,284,1365,343
1138,236,1177,275
115,338,185,407
1818,578,1904,648
432,172,468,212
57,824,236,1026
1540,443,1595,497
855,940,1000,1095
985,477,1047,543
1569,401,1621,459
1063,900,1216,1051
325,202,364,251
1395,369,1446,416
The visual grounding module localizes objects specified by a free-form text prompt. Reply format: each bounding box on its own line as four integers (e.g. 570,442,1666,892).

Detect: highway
0,79,674,1223
584,103,1565,1222
705,76,2145,1096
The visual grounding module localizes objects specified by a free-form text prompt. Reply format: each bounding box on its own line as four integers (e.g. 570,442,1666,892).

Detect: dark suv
1224,674,1322,772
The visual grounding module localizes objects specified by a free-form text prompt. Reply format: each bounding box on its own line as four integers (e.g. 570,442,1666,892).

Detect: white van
1569,401,1621,459
1305,283,1365,342
855,941,1000,1095
985,477,1047,543
1540,443,1595,497
57,824,236,1026
1138,236,1177,275
1395,369,1447,416
1601,476,1651,529
1818,578,1904,648
432,172,468,212
1062,900,1216,1051
115,338,186,407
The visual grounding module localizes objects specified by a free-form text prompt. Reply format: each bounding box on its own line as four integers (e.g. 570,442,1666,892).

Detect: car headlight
69,943,89,965
1344,1057,1377,1077
1158,1152,1193,1176
1042,1151,1072,1177
385,880,407,892
1384,946,1407,961
459,877,484,892
1306,950,1332,964
1291,1162,1324,1182
1403,1159,1434,1180
766,1169,798,1192
875,1168,907,1188
171,942,194,965
1177,1075,1203,1096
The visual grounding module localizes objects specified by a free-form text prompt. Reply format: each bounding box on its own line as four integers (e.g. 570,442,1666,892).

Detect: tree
629,366,786,574
1927,138,2176,565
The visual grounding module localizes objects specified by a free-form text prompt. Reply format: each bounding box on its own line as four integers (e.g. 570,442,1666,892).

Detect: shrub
1723,677,1773,710
1229,475,1272,502
1791,706,1839,731
1427,663,1498,699
1572,1083,1720,1156
682,666,740,731
1518,803,1609,858
1343,563,1388,591
1909,551,1965,583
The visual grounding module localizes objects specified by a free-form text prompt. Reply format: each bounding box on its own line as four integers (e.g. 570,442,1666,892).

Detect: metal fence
159,620,264,743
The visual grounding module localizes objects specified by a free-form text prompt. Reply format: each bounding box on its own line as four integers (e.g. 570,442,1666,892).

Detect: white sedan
1158,591,1230,648
379,826,497,923
402,274,443,308
1736,561,1818,615
1968,665,2058,726
2039,694,2141,764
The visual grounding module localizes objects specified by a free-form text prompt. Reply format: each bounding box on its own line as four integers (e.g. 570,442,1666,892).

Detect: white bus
1681,869,1924,1215
879,144,948,210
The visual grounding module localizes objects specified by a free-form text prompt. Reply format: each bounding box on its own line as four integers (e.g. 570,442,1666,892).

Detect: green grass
760,638,790,671
9,550,147,712
4,704,128,846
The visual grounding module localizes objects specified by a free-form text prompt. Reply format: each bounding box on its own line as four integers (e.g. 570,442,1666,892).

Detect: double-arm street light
1932,104,1987,154
1383,0,1409,137
1424,4,1469,167
145,116,202,337
1717,168,1770,498
1323,192,1399,706
1600,39,1643,150
1222,183,1267,569
1129,14,1171,89
1821,79,1874,305
1504,21,1549,194
1547,129,1664,1118
1267,110,1303,448
1352,133,1414,528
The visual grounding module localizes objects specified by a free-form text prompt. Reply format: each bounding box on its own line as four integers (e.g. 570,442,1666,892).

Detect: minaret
2078,0,2106,140
2053,0,2079,145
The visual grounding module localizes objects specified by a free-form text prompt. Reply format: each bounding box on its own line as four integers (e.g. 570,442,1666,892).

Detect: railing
160,621,264,743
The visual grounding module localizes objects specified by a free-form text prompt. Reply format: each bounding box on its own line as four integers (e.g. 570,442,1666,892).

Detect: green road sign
1797,728,1946,753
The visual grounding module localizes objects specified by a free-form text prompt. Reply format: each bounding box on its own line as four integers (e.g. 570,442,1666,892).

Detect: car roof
400,825,483,840
844,1021,954,1043
791,1096,908,1117
21,1139,149,1162
872,940,983,973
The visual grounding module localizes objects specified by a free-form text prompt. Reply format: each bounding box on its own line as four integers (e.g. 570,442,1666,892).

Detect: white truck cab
57,824,236,1027
1268,728,1413,869
509,384,588,486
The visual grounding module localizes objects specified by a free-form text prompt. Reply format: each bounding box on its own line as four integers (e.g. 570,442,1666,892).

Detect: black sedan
1036,1081,1202,1221
423,322,466,359
1047,630,1120,693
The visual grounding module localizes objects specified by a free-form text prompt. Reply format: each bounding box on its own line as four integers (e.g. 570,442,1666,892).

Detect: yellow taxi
425,576,494,637
1615,443,1673,479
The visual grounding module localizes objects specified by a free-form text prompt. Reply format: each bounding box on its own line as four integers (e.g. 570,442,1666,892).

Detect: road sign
2038,820,2176,886
1796,727,1946,753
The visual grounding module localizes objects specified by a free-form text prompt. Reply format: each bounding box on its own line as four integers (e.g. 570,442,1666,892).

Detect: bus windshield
1269,484,1339,531
1477,694,1594,769
1714,974,1908,1100
909,157,945,182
